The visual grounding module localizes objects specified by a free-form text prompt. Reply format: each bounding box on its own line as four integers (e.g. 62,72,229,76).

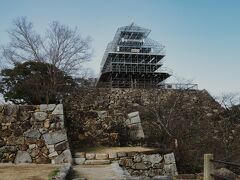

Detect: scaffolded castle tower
97,23,171,88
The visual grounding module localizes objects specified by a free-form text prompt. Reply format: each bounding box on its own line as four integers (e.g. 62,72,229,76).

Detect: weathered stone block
34,112,48,121
44,120,50,128
36,139,45,148
152,176,172,180
32,121,44,129
125,158,134,167
40,104,56,112
55,141,68,151
29,144,36,149
47,144,55,153
31,148,40,158
49,151,58,158
128,112,141,124
131,170,143,176
0,146,17,153
24,129,41,139
163,163,178,176
52,104,63,115
74,157,86,165
97,111,108,118
118,157,127,166
41,146,49,155
129,123,145,140
117,152,127,158
75,152,86,158
50,114,64,122
142,154,163,164
153,163,164,169
109,152,117,159
214,168,238,180
133,154,142,163
84,159,111,165
14,151,32,163
86,153,95,160
132,162,148,170
6,136,23,145
26,137,37,144
53,149,72,164
163,153,175,165
3,105,18,116
36,154,50,164
39,128,48,134
19,144,28,151
148,169,163,177
43,130,67,145
95,153,108,160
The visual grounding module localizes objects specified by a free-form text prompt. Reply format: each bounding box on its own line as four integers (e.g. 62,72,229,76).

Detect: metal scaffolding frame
97,23,171,88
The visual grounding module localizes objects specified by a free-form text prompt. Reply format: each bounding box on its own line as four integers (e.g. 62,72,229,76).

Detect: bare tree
213,93,240,160
77,67,95,79
1,17,92,75
45,21,92,74
216,92,240,109
137,89,240,172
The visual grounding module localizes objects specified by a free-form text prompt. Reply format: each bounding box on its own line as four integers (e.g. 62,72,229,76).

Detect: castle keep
97,23,171,88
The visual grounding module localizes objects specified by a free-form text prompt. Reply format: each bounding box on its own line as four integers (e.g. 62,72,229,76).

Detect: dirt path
0,164,61,180
71,162,130,180
76,146,155,153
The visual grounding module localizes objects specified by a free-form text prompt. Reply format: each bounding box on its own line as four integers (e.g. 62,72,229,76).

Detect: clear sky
0,0,239,96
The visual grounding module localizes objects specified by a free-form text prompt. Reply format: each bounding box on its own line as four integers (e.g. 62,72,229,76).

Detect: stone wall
0,104,72,164
119,152,177,177
64,88,223,146
74,150,177,177
64,108,129,148
65,88,222,117
64,88,228,173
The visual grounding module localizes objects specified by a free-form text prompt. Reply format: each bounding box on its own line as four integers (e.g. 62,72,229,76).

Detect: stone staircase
73,152,123,165
71,152,128,180
71,149,177,180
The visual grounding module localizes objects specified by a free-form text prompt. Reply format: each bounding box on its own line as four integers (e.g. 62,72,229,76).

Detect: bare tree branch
2,17,43,64
45,21,92,74
1,17,92,75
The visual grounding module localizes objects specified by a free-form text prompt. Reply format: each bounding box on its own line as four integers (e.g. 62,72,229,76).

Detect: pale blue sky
0,0,239,96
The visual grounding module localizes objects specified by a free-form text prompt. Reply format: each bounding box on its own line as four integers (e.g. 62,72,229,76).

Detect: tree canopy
0,61,76,104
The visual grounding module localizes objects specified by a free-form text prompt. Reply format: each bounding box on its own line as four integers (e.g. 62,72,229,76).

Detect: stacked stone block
0,104,72,164
119,152,177,177
73,150,177,177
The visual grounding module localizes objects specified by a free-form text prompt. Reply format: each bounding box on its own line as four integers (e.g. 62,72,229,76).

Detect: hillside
63,88,240,173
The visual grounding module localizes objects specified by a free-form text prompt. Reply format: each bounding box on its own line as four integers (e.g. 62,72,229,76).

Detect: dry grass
0,164,61,180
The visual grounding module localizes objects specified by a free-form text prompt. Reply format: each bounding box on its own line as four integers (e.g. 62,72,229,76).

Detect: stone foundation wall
0,104,72,164
119,152,177,177
64,88,223,147
74,150,177,177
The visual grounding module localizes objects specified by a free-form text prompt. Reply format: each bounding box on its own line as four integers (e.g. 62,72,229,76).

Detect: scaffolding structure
96,23,171,88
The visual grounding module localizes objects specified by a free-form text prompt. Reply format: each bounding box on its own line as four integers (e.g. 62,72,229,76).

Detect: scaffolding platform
97,23,171,88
